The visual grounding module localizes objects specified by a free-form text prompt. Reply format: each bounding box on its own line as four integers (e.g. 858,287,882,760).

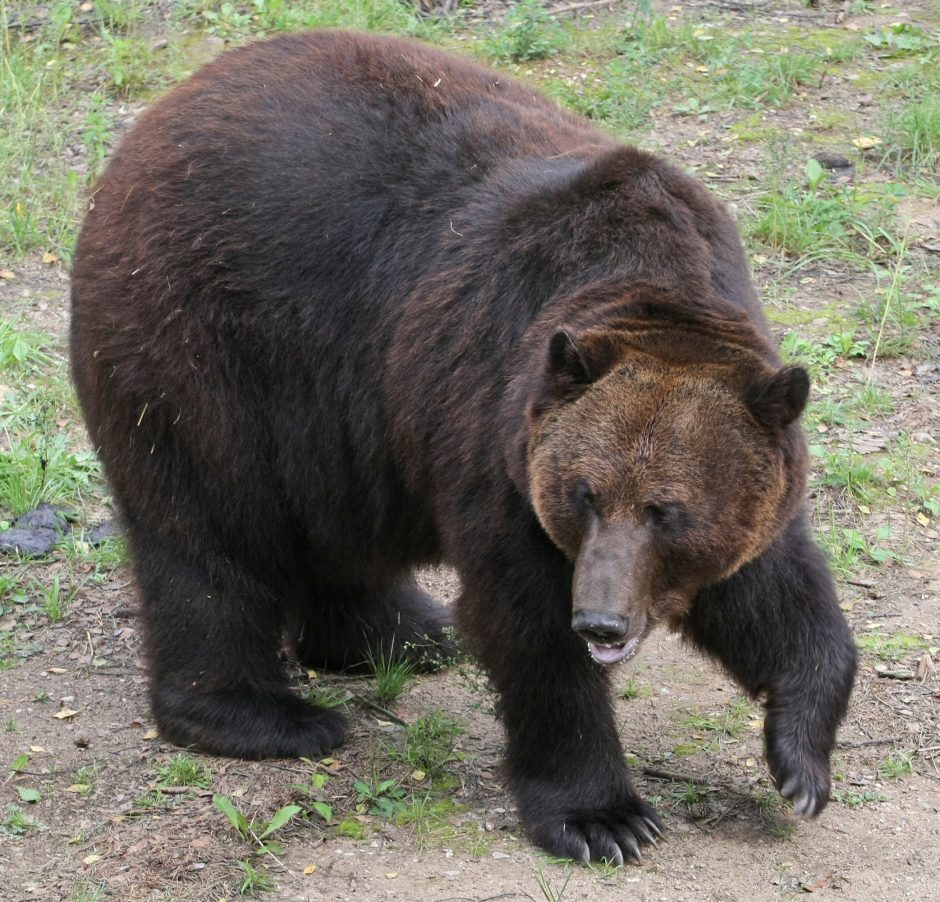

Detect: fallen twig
837,736,901,749
642,766,710,785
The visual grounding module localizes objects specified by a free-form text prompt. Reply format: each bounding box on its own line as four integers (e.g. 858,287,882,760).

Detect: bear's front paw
524,792,662,866
766,719,832,818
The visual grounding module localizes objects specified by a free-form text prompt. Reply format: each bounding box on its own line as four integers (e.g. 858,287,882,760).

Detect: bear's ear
546,329,618,399
746,365,810,429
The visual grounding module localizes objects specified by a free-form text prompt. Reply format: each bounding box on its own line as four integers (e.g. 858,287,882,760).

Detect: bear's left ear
546,329,619,400
746,365,810,429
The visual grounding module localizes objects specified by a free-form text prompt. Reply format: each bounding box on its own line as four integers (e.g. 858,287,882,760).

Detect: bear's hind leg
681,516,857,817
135,532,346,759
293,578,458,673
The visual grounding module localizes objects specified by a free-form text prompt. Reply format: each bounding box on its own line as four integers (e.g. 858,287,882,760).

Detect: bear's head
525,302,810,665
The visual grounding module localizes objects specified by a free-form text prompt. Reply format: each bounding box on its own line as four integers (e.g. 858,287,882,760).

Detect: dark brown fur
70,31,856,864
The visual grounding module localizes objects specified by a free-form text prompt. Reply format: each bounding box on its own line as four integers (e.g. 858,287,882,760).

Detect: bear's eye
644,502,693,534
573,478,598,511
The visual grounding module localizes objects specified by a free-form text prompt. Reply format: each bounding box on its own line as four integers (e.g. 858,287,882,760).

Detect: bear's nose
571,610,630,644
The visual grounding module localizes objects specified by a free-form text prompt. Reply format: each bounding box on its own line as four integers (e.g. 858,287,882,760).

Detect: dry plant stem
867,227,910,384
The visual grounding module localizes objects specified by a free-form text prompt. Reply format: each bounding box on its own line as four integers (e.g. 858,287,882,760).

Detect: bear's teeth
588,637,640,665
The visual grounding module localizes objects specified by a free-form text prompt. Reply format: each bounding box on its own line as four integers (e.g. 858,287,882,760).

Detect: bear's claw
529,802,662,866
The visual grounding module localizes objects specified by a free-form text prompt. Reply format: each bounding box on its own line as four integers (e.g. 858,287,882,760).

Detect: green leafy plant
213,794,303,855
236,857,275,895
354,778,407,819
290,769,333,822
487,0,568,62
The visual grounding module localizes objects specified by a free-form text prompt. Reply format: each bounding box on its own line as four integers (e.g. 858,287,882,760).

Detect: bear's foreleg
457,557,661,865
681,516,857,817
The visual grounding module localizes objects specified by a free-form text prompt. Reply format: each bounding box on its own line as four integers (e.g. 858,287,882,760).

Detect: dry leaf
0,269,15,279
83,854,102,866
42,252,58,265
851,136,882,150
143,729,159,740
54,708,79,720
303,865,317,875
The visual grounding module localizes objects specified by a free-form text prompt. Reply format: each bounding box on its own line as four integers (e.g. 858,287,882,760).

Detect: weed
887,95,940,171
237,857,275,895
749,160,898,264
69,882,107,902
335,817,367,840
81,95,113,181
487,0,568,63
878,751,916,780
154,753,212,789
682,697,752,748
394,793,467,849
354,778,407,819
831,787,886,807
0,321,52,370
863,23,931,56
200,0,427,40
5,717,18,732
856,632,933,661
823,331,869,359
35,575,78,623
1,804,43,837
390,709,464,779
94,0,149,33
717,51,819,109
779,332,836,377
290,770,333,822
99,34,160,98
369,646,415,705
213,794,302,855
534,863,573,902
618,676,652,700
62,535,128,582
673,780,711,815
306,683,352,709
815,451,886,504
72,765,99,795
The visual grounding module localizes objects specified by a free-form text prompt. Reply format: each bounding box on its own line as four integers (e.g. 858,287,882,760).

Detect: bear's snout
572,609,630,644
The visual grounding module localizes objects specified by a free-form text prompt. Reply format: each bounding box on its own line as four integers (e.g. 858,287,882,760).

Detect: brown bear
70,31,857,865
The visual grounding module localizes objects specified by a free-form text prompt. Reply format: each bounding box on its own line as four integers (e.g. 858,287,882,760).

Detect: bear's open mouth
587,636,640,665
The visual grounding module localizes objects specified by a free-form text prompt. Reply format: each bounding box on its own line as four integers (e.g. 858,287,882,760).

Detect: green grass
154,753,213,789
878,751,916,780
682,697,752,740
856,632,934,662
389,709,464,779
369,646,416,705
1,804,44,837
485,0,569,63
748,160,899,266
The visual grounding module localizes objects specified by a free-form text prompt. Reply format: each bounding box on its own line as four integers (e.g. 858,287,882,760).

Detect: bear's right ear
546,329,618,401
746,365,810,429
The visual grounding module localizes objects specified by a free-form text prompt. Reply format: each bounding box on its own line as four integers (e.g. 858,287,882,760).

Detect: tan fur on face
529,350,791,625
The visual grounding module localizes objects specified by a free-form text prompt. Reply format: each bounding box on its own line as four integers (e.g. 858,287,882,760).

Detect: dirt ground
1,1,939,900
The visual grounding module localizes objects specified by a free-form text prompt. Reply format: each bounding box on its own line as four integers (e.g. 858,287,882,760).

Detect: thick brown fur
70,31,856,865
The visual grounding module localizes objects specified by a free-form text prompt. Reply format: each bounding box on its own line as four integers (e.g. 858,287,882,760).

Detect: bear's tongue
588,636,640,665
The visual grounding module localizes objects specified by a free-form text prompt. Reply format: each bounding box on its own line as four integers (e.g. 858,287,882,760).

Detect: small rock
912,432,935,445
